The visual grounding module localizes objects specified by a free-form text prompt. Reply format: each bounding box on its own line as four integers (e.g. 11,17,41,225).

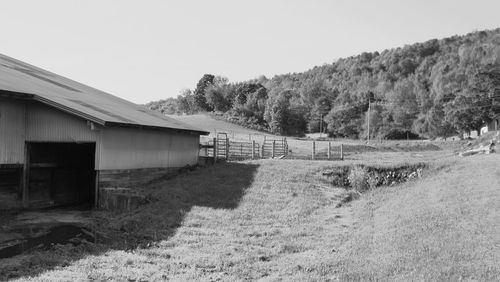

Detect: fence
262,137,288,158
200,133,286,160
200,134,344,161
310,141,344,160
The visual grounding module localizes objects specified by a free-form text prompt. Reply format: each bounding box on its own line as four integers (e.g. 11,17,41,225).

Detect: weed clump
348,165,370,192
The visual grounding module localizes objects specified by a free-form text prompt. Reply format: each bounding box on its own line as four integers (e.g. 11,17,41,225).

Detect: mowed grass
2,151,498,281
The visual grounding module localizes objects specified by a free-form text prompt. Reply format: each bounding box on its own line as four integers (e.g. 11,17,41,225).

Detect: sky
1,0,500,104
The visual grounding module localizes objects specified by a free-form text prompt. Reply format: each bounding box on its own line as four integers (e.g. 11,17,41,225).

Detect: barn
0,54,208,210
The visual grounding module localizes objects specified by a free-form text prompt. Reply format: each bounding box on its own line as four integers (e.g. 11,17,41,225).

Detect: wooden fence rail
309,141,344,160
201,134,344,161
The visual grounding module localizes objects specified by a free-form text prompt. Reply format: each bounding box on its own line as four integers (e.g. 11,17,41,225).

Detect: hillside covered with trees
147,28,500,139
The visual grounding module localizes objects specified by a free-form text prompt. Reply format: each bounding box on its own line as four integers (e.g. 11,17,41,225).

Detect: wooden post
252,140,256,159
22,142,31,208
272,140,276,158
94,171,100,208
340,143,344,160
327,142,331,160
312,141,316,160
367,101,370,142
240,143,243,157
226,138,229,160
213,137,217,162
260,143,264,158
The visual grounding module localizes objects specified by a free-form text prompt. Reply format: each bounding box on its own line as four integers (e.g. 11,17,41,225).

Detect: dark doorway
0,166,22,209
27,142,95,209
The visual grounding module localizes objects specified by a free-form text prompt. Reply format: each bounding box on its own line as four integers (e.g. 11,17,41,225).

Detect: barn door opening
26,142,95,209
0,166,22,209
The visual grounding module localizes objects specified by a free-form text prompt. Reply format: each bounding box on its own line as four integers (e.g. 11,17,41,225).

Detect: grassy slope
336,153,500,281
3,152,498,281
169,114,271,139
172,114,462,158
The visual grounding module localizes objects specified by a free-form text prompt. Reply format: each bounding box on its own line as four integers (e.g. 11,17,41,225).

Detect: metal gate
262,137,288,158
216,133,229,160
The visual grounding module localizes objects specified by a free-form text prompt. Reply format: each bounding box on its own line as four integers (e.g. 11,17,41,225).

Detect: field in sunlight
173,114,464,159
2,150,499,281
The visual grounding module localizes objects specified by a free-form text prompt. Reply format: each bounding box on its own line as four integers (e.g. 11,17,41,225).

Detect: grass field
1,147,499,281
173,114,464,158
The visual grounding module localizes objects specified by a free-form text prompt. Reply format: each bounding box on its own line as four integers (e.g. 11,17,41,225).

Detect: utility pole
367,98,370,142
319,114,323,138
367,91,374,142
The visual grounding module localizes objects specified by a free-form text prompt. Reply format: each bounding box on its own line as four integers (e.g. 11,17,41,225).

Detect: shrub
348,165,370,192
383,129,420,140
367,172,378,189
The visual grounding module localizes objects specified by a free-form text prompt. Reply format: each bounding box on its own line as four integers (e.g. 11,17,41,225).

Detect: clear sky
1,0,500,104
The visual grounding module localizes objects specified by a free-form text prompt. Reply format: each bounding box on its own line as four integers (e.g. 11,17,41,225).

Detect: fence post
213,137,217,163
272,140,276,158
252,140,256,159
312,141,316,160
340,143,344,160
226,138,229,160
240,143,243,157
328,141,331,160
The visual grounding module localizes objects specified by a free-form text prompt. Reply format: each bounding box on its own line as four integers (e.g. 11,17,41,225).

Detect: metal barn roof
0,53,208,134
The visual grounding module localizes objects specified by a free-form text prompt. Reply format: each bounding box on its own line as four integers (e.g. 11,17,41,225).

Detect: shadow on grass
0,162,259,280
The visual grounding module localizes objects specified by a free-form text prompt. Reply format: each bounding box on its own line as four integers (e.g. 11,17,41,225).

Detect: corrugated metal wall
98,127,199,170
26,102,98,142
0,99,25,164
2,99,200,171
1,99,98,165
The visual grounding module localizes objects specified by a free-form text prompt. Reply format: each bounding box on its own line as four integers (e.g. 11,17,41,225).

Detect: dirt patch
0,210,97,260
0,225,95,259
459,131,500,157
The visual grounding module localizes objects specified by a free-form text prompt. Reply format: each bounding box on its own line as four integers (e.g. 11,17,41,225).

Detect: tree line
146,28,500,139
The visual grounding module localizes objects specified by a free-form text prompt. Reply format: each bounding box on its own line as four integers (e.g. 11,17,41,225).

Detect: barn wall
0,99,25,209
25,102,98,142
0,98,26,164
98,127,199,170
487,118,499,131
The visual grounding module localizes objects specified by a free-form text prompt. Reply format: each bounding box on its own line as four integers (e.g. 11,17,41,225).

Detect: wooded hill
147,28,500,139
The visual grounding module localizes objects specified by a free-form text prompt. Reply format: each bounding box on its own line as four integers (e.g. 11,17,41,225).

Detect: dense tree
145,98,179,115
309,96,332,133
176,89,196,114
193,74,215,111
147,28,500,138
205,85,231,112
264,90,307,135
387,77,419,131
324,104,361,138
444,64,500,134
